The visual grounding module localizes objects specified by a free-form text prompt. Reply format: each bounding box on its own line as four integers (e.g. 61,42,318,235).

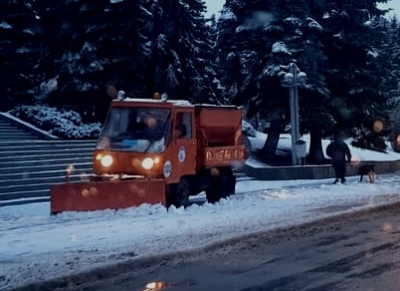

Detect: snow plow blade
50,179,166,214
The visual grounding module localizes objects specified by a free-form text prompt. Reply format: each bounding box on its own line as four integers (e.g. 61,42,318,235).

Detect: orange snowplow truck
50,92,247,213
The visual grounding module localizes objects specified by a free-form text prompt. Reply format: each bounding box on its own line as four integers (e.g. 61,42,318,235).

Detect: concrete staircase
0,114,97,207
0,123,39,139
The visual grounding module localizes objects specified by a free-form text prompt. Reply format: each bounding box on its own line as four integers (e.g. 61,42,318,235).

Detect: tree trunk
308,123,328,165
259,109,282,162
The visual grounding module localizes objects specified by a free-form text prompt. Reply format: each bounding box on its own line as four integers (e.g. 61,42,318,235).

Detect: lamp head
297,72,307,84
283,72,294,85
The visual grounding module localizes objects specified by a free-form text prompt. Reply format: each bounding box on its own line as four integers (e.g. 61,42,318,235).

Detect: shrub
9,105,102,139
351,126,387,153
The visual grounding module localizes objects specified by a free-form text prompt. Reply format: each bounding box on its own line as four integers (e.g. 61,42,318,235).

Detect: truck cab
93,99,198,183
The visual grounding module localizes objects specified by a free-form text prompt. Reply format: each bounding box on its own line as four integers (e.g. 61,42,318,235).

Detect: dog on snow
359,164,375,183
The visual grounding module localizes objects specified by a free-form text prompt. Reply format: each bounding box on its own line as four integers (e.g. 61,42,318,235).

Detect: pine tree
318,0,394,151
144,0,221,102
0,0,12,110
0,0,46,109
382,16,400,152
217,0,331,163
217,0,397,162
40,0,149,122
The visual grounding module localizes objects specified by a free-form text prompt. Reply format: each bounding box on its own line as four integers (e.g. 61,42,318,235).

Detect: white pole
289,63,300,165
290,87,297,165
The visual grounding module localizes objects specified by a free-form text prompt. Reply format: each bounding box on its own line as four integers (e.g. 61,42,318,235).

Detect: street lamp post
282,63,307,166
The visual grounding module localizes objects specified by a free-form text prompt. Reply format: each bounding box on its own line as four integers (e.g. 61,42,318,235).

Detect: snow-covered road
2,173,400,290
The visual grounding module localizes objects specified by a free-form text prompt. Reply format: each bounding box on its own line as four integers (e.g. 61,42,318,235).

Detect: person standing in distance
326,134,352,184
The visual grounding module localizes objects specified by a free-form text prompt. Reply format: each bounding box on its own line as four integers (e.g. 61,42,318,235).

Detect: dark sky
204,0,225,17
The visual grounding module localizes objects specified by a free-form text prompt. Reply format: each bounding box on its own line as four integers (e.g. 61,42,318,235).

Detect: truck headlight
141,157,154,170
141,157,160,170
100,155,114,167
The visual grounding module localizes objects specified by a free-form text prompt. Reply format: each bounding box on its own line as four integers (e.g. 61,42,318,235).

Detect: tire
167,179,190,208
176,179,190,208
220,172,235,199
225,174,236,196
206,168,236,203
206,178,221,204
165,185,177,208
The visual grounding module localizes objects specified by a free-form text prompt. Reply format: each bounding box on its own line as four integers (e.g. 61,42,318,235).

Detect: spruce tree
144,0,221,102
217,0,331,163
0,0,46,109
318,0,394,151
41,0,149,122
382,16,400,152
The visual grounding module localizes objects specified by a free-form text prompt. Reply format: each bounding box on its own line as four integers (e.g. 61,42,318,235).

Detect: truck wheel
166,179,190,209
220,174,235,199
206,177,221,203
165,186,177,208
206,168,236,203
175,179,190,208
220,167,235,198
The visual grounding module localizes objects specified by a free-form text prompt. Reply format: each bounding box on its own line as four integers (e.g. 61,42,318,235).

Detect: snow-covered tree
41,0,149,122
0,0,46,109
217,0,331,163
143,0,222,102
318,0,394,151
216,0,397,161
379,16,400,152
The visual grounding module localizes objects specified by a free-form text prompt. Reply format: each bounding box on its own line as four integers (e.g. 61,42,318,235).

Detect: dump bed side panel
195,105,242,146
195,105,246,168
204,146,247,167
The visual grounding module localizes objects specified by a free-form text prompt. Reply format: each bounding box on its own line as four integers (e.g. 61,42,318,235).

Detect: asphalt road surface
18,202,400,291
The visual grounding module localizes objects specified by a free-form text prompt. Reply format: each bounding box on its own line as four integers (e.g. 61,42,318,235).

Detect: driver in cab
142,113,163,140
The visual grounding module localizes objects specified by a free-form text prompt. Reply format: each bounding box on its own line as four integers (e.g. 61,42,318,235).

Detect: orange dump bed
195,105,242,146
195,105,246,168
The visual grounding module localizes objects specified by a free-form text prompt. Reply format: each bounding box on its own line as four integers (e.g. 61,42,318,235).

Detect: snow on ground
3,175,400,290
1,137,400,290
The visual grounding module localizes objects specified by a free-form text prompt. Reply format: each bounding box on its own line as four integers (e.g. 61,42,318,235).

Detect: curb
245,160,400,180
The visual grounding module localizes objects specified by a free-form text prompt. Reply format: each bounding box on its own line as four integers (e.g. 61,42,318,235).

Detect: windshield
97,107,171,153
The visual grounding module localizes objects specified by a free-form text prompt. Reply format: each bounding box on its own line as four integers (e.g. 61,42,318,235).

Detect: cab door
168,110,196,181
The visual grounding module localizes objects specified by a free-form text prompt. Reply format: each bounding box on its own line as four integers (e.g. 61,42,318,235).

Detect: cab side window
175,112,192,139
